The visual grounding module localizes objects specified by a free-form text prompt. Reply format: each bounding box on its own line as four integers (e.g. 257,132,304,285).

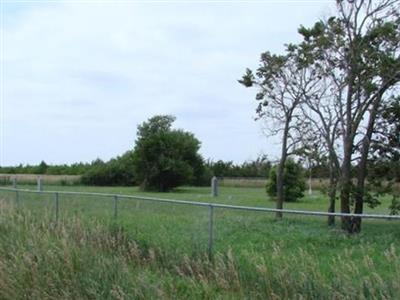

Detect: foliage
371,96,400,164
0,156,274,187
389,196,400,215
205,155,271,178
0,162,92,175
81,152,136,186
132,115,204,191
266,159,306,202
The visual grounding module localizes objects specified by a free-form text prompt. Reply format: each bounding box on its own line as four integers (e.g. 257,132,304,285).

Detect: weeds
1,199,400,299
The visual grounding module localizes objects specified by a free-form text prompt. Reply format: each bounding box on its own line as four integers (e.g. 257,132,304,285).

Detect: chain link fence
1,187,400,258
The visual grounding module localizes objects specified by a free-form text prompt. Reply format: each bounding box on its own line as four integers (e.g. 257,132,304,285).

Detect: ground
0,185,399,299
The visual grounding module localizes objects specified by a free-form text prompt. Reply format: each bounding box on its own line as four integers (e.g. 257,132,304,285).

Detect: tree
240,0,399,231
295,0,400,232
240,50,320,218
366,96,400,213
301,81,342,226
36,161,48,174
267,159,306,202
132,115,204,192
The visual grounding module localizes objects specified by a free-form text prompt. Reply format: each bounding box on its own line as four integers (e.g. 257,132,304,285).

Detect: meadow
1,185,400,299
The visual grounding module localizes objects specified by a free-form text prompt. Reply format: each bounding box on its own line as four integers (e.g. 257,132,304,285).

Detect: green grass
1,185,400,299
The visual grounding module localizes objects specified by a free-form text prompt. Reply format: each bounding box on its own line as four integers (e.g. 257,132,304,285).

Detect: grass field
1,185,400,299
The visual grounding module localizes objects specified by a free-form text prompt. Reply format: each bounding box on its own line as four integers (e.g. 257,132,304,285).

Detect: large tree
240,0,400,231
132,115,204,192
298,0,400,232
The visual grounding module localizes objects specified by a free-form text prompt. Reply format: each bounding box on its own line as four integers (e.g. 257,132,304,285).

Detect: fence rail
1,187,399,258
1,187,399,219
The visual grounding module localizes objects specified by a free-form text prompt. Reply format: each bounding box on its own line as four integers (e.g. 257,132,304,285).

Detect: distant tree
203,156,271,179
209,160,234,177
36,161,48,174
81,152,136,186
132,115,204,192
240,155,272,178
267,159,306,202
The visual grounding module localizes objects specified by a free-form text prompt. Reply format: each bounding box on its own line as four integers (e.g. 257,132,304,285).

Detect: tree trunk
327,168,337,226
276,158,285,219
351,96,381,233
276,118,290,219
327,189,336,226
340,68,355,233
327,146,340,226
340,138,352,232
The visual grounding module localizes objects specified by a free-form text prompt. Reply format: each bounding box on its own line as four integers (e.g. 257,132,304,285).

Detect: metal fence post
211,176,218,197
55,192,59,223
37,176,43,192
208,204,214,260
113,195,118,219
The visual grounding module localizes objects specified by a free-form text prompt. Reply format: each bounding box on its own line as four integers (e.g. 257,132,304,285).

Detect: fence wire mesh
1,187,400,257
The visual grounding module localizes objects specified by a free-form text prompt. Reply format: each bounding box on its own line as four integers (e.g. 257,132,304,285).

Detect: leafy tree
267,159,306,202
242,0,400,232
240,49,321,218
316,0,400,233
132,115,204,192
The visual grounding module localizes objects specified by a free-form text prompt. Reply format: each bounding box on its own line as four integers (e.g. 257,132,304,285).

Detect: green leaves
266,159,306,202
238,68,254,87
132,115,204,192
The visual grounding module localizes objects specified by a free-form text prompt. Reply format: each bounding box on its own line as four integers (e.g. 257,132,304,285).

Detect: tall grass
1,199,400,299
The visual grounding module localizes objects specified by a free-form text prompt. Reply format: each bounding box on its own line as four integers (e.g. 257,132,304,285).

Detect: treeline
0,154,273,186
205,156,271,178
1,155,399,186
0,161,91,175
80,155,273,186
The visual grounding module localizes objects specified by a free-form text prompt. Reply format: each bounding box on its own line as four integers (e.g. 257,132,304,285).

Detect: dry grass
0,174,81,185
219,177,329,189
219,177,400,192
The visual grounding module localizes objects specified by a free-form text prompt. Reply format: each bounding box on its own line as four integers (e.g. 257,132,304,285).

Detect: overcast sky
1,0,333,166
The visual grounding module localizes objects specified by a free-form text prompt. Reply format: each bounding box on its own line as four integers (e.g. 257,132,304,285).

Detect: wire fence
1,187,399,258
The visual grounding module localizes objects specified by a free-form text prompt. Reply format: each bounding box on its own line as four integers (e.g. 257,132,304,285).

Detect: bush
132,115,204,192
266,159,306,202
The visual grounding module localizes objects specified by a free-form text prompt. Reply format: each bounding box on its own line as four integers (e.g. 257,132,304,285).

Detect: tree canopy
132,115,204,192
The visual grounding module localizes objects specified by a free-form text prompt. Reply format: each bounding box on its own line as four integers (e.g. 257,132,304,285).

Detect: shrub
266,159,306,202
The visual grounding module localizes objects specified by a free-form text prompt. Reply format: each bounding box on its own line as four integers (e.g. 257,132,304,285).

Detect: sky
0,0,333,166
